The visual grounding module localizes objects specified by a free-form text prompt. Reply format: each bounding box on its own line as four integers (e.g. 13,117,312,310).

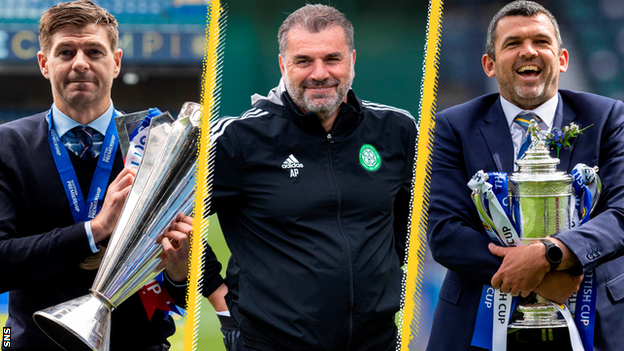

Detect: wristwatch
541,239,563,271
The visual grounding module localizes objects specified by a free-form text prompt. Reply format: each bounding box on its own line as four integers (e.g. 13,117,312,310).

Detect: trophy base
33,293,112,351
508,302,567,329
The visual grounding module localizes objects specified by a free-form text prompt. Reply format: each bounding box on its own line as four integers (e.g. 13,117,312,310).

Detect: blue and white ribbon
124,108,162,168
569,164,600,351
555,303,586,349
573,271,597,351
469,171,521,350
468,171,521,246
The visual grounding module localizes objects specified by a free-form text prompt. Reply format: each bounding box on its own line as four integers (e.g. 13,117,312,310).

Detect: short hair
485,0,562,60
39,0,118,54
278,4,354,55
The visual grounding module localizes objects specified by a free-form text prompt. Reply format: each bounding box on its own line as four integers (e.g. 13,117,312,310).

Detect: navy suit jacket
427,90,624,351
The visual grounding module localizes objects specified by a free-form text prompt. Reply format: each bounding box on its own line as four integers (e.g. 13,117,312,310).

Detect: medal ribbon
47,109,119,223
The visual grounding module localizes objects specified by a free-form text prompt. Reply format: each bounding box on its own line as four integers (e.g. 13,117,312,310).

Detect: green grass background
171,214,230,351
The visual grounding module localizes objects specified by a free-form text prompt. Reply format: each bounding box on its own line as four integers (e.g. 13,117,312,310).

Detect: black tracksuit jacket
210,84,417,351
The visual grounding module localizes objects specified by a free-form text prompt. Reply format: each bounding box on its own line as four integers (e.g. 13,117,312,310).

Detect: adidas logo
282,154,304,169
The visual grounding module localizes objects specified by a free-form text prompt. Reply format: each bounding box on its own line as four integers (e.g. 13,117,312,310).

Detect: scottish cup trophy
32,102,202,351
470,121,600,348
507,141,574,328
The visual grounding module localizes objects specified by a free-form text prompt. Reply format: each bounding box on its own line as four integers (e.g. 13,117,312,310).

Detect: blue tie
72,126,97,161
514,112,542,159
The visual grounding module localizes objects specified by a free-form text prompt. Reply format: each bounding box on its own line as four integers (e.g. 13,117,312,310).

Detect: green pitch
169,214,230,350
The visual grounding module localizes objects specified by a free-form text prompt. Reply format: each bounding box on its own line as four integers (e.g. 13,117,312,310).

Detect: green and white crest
359,144,381,171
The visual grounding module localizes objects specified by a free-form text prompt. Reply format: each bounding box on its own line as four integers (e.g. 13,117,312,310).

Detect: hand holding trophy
32,102,201,351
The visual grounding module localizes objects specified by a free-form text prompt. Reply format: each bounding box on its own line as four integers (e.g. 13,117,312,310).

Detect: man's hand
90,167,136,243
489,242,550,297
160,213,192,283
209,282,229,312
533,271,583,303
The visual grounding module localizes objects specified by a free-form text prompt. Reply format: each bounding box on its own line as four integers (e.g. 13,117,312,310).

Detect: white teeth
517,65,541,73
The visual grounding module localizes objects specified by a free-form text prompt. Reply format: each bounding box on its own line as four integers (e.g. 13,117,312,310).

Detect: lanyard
46,109,119,222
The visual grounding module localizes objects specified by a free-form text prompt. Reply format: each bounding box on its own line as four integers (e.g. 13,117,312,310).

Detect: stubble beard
501,58,558,109
284,72,353,124
57,73,105,110
515,80,546,101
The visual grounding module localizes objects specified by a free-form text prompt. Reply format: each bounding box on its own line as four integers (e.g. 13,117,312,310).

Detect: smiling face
279,25,355,130
482,14,568,110
38,24,121,123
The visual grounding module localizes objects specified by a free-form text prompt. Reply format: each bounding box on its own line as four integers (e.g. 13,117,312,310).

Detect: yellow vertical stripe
184,1,223,350
400,0,443,350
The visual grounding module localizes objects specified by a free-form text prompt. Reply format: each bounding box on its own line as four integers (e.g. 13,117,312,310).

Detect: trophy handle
471,189,497,233
590,168,602,214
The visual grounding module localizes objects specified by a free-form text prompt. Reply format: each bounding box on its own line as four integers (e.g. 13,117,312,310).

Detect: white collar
500,93,559,132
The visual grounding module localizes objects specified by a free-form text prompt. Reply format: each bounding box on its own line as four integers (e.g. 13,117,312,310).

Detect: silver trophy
471,123,600,332
32,102,202,351
508,142,574,328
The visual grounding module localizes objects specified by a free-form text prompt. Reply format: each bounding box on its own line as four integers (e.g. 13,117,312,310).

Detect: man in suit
427,1,624,350
0,1,219,350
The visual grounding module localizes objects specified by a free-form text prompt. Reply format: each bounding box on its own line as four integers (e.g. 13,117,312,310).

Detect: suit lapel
552,95,578,171
480,98,515,173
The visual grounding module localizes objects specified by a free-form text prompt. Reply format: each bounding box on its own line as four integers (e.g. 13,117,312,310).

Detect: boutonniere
543,122,592,158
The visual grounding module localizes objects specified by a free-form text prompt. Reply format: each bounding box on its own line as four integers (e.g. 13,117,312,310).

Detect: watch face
547,245,563,263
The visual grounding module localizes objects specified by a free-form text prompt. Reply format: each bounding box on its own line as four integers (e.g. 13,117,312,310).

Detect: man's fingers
168,217,193,240
169,222,193,235
109,167,135,190
165,231,187,250
178,214,194,226
162,236,173,253
488,243,506,258
491,273,502,289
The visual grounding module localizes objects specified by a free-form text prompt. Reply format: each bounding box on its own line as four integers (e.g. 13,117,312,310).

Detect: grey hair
278,4,354,55
485,0,563,60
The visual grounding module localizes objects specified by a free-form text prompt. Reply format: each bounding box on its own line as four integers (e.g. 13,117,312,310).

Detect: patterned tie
514,112,542,159
72,126,97,161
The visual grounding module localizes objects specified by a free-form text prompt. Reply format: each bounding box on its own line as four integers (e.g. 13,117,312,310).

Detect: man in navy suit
427,1,624,350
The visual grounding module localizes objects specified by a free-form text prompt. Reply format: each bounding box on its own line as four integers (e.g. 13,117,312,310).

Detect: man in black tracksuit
209,4,418,351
